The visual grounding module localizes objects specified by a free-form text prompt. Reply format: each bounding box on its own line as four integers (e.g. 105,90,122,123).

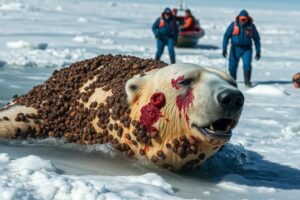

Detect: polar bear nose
217,89,244,111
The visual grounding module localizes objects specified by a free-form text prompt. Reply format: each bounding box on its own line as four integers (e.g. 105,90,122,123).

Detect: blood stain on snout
176,89,194,125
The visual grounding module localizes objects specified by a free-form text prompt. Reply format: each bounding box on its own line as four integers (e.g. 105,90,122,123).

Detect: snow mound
245,85,288,96
281,123,300,140
0,153,183,200
0,3,24,11
6,41,48,50
73,36,97,43
77,17,88,23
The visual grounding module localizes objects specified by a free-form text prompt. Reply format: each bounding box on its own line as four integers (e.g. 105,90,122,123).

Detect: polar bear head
125,63,244,170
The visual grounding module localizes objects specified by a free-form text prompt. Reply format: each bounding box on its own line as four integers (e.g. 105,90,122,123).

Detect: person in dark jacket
152,7,179,64
222,9,261,87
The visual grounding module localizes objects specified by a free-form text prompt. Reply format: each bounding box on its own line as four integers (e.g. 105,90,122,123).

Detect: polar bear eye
179,78,193,86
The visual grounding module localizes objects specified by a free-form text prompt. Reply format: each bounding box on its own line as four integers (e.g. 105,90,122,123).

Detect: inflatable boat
176,26,205,47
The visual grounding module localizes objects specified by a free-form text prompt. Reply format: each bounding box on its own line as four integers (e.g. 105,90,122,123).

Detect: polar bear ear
125,76,147,104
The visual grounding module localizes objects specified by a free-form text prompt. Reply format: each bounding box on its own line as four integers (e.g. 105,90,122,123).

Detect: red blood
140,103,161,132
185,114,190,126
139,92,166,132
176,88,194,119
150,92,166,108
190,136,200,144
171,76,184,90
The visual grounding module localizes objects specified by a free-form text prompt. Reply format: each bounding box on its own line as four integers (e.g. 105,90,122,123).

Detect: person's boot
244,70,252,88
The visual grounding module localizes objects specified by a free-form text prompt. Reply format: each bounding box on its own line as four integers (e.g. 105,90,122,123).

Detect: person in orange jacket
152,8,179,64
180,9,196,31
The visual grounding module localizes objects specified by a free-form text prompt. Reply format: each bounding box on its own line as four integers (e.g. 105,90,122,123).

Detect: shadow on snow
237,80,293,85
181,143,300,190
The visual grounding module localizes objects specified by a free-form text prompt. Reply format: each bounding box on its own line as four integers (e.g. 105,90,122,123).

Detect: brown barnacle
81,95,89,103
112,138,118,144
132,129,138,137
125,133,131,140
179,135,188,142
166,143,172,149
114,143,121,150
131,140,138,146
120,143,128,152
117,128,123,137
151,155,159,163
131,120,138,127
89,101,98,108
172,138,179,147
98,123,107,129
172,146,177,153
198,153,206,160
156,150,165,159
108,123,113,131
3,116,10,121
108,134,113,141
102,85,110,91
138,124,145,131
139,149,145,155
33,118,40,124
126,150,135,157
141,137,148,144
15,127,22,134
12,55,166,144
15,116,21,122
178,147,186,159
113,123,119,131
102,129,109,136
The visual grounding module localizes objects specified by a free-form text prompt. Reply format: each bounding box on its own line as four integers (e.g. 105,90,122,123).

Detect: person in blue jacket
222,9,261,87
152,7,179,64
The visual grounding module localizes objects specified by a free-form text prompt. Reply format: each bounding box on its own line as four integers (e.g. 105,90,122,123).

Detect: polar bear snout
217,89,244,112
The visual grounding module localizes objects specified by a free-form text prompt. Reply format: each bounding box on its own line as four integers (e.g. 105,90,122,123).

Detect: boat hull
176,28,205,47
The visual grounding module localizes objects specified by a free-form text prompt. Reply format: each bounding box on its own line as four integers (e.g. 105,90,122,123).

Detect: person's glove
222,49,227,58
255,52,261,60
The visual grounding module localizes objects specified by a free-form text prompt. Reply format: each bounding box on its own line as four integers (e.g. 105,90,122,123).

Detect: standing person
222,9,261,87
152,7,179,64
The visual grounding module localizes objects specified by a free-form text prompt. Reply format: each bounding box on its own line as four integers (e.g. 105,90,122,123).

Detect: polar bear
0,55,244,170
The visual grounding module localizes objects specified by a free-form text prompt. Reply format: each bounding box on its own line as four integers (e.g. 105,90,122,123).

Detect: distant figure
152,7,179,64
222,9,261,87
180,9,196,32
293,73,300,88
172,8,178,17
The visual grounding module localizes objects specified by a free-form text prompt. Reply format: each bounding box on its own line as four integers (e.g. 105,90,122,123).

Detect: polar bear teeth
209,118,235,133
192,118,235,140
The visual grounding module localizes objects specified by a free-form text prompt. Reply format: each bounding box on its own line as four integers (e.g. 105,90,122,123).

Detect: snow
245,85,288,96
0,2,23,11
0,153,180,200
0,0,300,199
6,41,48,50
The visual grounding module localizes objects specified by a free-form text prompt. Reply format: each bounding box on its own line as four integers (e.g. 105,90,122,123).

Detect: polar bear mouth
192,118,236,140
